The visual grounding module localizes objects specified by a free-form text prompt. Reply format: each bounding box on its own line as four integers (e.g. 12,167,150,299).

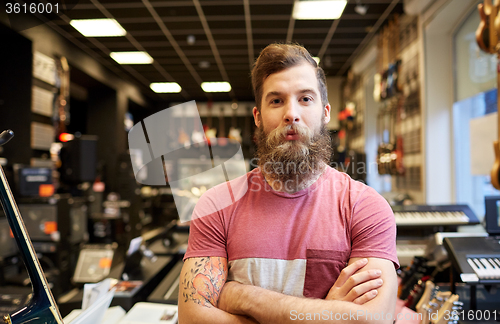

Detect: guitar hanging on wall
476,0,500,189
493,0,500,189
54,57,70,138
0,130,64,324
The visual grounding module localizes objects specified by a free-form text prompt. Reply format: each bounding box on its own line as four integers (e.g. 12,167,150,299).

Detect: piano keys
392,205,479,227
466,256,500,280
443,236,500,284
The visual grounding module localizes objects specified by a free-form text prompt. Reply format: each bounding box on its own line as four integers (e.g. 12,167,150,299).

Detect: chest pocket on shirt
303,249,350,299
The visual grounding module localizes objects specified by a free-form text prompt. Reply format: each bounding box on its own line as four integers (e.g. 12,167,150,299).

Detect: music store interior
1,0,500,323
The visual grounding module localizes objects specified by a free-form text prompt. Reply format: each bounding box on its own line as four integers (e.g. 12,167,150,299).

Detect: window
453,5,499,219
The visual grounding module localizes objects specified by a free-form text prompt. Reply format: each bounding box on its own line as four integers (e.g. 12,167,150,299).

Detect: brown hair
251,43,328,111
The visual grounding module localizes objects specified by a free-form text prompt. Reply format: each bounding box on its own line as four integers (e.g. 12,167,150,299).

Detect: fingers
352,289,379,305
327,259,384,303
333,258,369,288
349,268,382,287
344,278,383,302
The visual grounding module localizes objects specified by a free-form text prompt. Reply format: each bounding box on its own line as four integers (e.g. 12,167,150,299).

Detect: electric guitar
415,280,436,324
476,0,500,190
390,95,405,176
431,293,462,324
423,291,451,324
54,57,70,137
476,0,498,54
0,130,64,324
475,0,500,189
492,0,500,190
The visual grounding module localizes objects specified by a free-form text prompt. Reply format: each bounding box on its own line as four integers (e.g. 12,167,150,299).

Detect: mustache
265,124,312,147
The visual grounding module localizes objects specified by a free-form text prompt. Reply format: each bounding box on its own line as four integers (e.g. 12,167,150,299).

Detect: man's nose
283,101,300,124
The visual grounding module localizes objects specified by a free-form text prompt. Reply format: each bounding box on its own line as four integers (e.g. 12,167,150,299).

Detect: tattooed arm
178,256,258,324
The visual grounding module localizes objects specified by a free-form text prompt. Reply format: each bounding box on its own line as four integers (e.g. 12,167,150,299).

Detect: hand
326,258,383,304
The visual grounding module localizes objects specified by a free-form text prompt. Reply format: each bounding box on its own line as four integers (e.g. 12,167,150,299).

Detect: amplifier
18,195,88,245
14,166,53,197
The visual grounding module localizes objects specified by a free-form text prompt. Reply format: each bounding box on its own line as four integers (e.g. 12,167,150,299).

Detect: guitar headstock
418,286,447,324
178,128,191,148
191,130,205,147
431,293,462,324
416,280,435,316
204,126,217,144
228,127,242,144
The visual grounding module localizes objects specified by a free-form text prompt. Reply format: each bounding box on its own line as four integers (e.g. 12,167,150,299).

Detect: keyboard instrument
392,205,479,227
396,240,427,266
466,256,500,280
443,236,500,283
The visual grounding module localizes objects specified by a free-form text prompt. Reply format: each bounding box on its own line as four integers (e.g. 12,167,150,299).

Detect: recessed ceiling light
354,4,368,15
187,35,196,45
70,19,126,37
150,82,182,93
199,61,210,69
201,82,232,93
292,0,347,20
110,52,154,64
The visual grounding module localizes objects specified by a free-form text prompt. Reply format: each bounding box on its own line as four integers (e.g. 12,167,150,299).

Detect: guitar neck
0,165,63,324
498,61,500,140
490,0,498,54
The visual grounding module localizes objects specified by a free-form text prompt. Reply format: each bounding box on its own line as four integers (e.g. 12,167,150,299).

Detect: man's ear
324,103,331,124
253,106,261,128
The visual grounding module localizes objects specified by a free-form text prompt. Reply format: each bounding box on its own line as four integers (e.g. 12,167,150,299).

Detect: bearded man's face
255,121,332,184
251,63,332,184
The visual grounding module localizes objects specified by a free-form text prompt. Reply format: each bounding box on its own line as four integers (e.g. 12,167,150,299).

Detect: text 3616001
5,2,59,14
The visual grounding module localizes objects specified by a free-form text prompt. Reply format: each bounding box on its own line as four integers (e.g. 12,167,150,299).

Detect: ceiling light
70,19,126,37
201,82,232,93
150,82,182,93
313,56,320,64
110,52,154,64
199,61,210,69
292,0,347,20
324,55,332,68
187,35,196,45
354,4,368,15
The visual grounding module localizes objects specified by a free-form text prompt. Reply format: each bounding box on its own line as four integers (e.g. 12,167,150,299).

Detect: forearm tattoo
181,257,227,308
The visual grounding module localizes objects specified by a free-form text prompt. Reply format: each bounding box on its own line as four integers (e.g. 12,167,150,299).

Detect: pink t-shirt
184,166,399,299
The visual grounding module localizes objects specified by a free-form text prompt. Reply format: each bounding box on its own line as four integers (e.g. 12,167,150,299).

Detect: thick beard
255,121,332,187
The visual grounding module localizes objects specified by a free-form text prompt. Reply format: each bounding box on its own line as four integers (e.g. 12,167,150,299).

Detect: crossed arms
178,256,397,324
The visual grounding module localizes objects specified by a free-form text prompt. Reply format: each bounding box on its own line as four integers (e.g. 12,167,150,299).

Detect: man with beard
178,43,398,324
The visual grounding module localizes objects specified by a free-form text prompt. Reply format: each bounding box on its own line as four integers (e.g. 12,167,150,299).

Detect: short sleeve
183,189,228,261
350,186,399,269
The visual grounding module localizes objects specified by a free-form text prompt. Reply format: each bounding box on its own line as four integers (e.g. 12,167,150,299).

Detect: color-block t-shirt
184,166,399,299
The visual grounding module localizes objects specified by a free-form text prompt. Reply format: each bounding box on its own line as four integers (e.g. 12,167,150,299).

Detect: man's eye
271,99,281,104
302,97,312,102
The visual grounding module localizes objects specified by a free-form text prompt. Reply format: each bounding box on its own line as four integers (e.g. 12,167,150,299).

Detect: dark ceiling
33,0,404,103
